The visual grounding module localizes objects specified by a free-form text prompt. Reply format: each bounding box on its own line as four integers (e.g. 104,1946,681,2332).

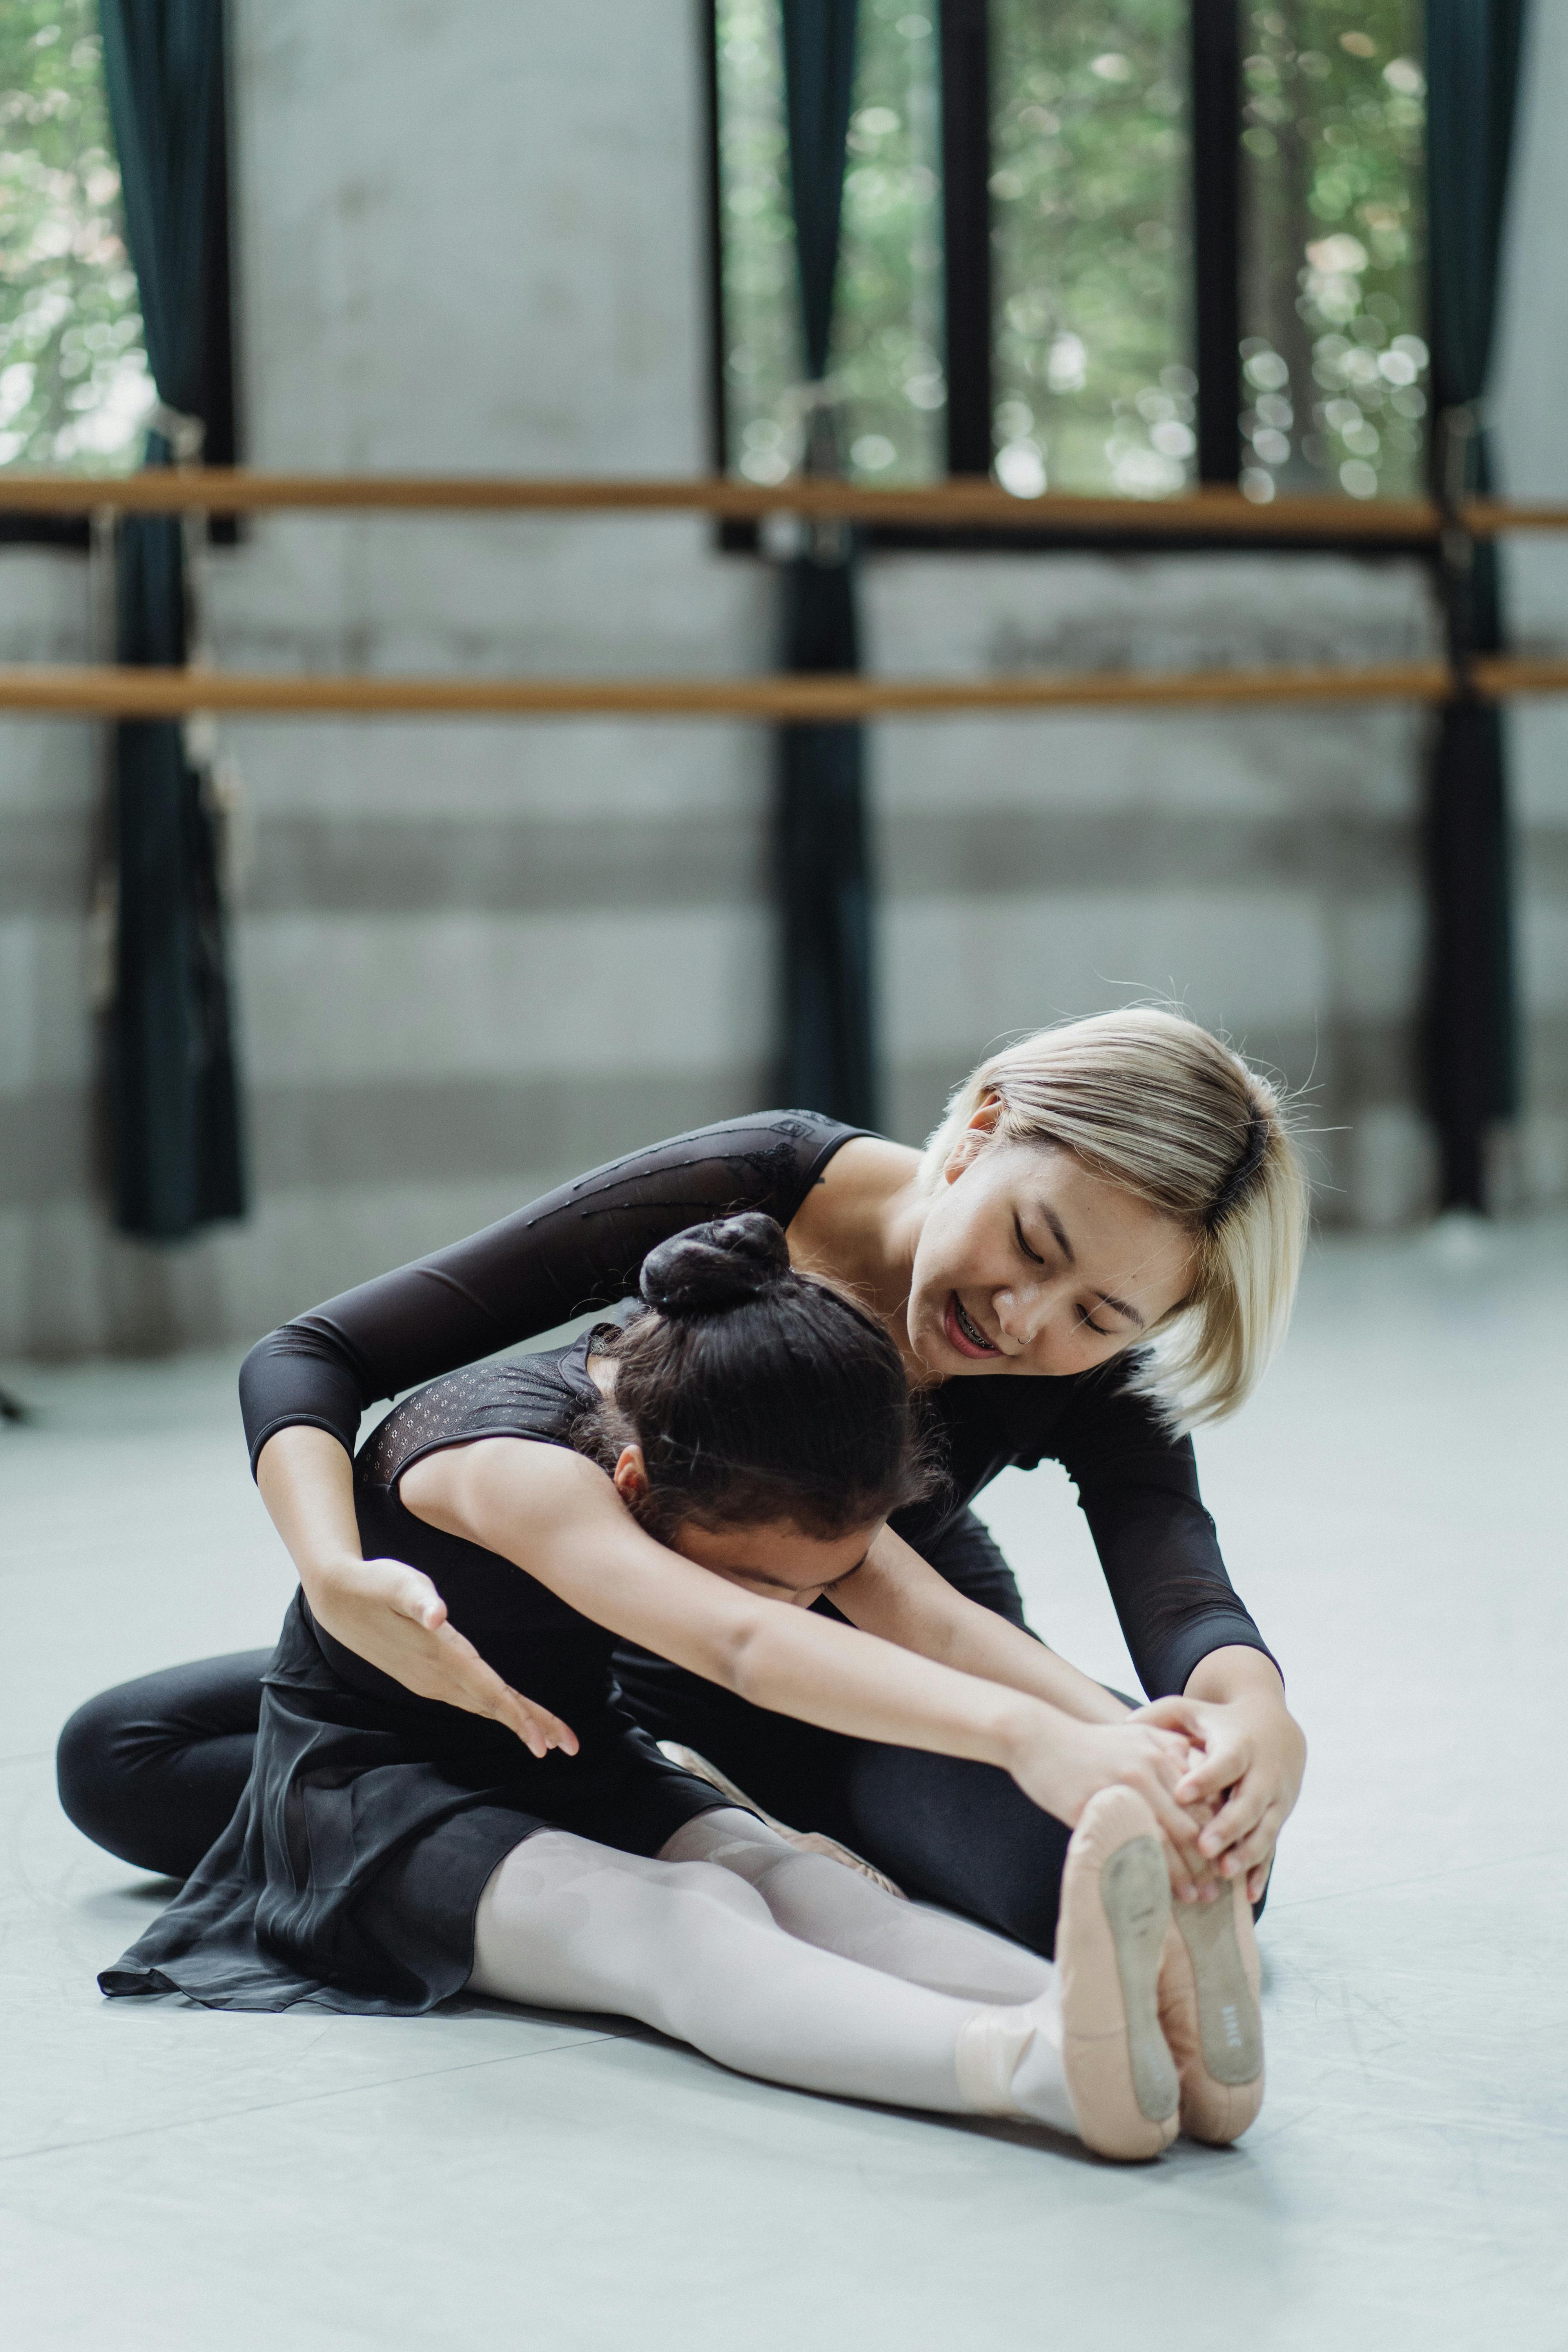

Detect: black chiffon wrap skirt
100,1593,728,2016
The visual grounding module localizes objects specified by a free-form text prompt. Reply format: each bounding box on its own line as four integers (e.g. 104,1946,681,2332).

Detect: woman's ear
944,1091,1003,1185
612,1445,648,1504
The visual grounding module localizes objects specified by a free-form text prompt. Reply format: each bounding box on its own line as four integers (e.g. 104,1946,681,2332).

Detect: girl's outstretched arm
831,1525,1136,1724
401,1437,1214,1887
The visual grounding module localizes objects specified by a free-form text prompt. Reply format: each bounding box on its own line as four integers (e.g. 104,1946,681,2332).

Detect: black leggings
56,1513,1174,1956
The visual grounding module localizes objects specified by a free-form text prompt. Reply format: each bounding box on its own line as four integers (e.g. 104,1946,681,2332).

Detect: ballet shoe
1157,1874,1265,2145
1055,1788,1181,2161
657,1741,906,1896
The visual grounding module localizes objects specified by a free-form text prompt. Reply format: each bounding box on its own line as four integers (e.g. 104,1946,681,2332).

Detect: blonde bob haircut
920,1008,1310,1431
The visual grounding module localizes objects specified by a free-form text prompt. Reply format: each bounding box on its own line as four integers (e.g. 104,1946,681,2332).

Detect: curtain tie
146,401,207,464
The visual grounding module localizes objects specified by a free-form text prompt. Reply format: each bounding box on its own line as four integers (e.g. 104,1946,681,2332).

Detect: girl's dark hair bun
639,1214,791,1316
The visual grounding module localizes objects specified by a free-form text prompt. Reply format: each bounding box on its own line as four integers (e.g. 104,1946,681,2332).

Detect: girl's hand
305,1554,580,1760
1137,1691,1305,1903
1006,1703,1220,1903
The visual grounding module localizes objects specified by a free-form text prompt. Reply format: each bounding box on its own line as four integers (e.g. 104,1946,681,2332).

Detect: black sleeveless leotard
100,1337,729,2014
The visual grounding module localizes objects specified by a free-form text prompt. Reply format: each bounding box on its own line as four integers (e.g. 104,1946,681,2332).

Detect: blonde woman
62,1011,1308,1982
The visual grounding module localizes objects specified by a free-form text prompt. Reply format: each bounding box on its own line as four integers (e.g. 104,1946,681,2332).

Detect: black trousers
55,1514,1132,1957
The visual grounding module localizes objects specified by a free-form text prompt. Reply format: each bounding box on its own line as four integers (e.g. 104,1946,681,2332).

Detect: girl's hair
574,1213,934,1542
919,1009,1310,1430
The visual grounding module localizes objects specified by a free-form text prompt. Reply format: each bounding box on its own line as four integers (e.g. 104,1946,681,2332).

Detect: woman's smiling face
905,1110,1197,1382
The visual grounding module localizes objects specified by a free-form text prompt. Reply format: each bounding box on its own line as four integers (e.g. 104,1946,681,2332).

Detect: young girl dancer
101,1216,1260,2160
62,1009,1308,1962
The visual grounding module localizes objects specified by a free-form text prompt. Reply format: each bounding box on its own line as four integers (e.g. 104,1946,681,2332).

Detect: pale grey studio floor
2,1221,1566,2352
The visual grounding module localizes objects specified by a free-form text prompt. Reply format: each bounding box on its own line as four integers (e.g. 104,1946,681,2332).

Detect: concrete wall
2,0,1565,1357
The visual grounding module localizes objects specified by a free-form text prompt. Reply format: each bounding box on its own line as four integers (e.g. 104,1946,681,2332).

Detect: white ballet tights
469,1808,1079,2136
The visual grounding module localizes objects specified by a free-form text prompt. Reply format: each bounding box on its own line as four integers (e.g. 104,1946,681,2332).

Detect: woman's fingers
432,1627,578,1759
1246,1854,1276,1905
1197,1782,1263,1860
1139,1695,1209,1743
1176,1742,1245,1802
1213,1809,1281,1884
514,1696,580,1759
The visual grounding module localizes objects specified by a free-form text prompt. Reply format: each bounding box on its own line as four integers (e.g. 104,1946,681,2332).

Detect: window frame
703,0,1433,562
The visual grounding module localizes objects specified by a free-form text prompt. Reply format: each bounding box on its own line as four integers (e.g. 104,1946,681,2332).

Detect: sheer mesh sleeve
1048,1374,1278,1699
240,1112,859,1474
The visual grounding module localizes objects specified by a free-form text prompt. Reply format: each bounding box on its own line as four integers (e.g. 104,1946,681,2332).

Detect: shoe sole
1173,1887,1263,2088
1100,1835,1183,2126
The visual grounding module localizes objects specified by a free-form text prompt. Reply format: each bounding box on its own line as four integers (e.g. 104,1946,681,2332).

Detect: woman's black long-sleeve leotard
58,1112,1276,1956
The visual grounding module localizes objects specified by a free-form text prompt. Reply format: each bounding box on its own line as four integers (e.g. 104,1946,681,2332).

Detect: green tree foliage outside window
0,0,152,471
714,0,1426,502
1241,4,1428,501
991,0,1193,498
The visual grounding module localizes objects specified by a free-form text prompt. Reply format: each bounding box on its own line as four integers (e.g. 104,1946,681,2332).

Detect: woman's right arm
407,1436,1214,1876
242,1114,854,1717
256,1427,579,1755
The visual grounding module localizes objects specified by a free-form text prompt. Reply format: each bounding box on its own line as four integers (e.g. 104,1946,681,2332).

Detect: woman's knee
54,1653,268,1876
55,1686,141,1853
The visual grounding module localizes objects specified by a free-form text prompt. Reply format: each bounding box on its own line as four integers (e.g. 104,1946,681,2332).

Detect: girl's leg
470,1830,1077,2133
661,1808,1053,2004
56,1651,270,1877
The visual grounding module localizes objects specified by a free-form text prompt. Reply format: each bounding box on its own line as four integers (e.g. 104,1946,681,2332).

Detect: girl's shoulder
354,1332,604,1493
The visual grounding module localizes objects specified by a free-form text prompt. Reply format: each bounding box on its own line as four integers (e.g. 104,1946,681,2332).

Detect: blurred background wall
2,0,1565,1357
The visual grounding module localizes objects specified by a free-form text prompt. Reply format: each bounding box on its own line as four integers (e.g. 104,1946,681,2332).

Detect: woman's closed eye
1013,1215,1113,1336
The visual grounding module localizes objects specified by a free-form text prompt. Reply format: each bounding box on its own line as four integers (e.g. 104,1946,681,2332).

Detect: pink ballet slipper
1056,1788,1181,2160
1158,1875,1265,2144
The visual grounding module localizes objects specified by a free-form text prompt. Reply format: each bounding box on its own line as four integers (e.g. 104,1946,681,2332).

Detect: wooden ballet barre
4,468,1566,538
0,468,1474,539
5,655,1563,719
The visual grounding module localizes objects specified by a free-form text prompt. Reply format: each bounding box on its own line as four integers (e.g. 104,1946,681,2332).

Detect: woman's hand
1005,1702,1220,1902
255,1425,579,1759
1137,1688,1305,1903
304,1554,580,1761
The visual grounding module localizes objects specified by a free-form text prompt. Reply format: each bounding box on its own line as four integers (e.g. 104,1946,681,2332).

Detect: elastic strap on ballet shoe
954,2007,1036,2117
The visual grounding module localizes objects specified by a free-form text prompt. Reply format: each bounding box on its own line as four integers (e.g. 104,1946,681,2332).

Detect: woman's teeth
953,1298,993,1350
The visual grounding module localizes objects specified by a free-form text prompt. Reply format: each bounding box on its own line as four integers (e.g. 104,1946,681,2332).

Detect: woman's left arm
1044,1372,1305,1900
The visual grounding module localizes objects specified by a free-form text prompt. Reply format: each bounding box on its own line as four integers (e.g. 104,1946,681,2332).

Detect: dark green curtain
777,0,876,1127
1423,0,1528,1209
100,0,245,1237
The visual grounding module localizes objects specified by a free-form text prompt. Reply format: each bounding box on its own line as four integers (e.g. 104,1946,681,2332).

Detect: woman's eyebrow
1034,1205,1143,1327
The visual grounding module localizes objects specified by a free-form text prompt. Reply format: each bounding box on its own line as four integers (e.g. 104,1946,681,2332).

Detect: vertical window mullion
1190,0,1242,484
701,0,731,480
939,0,994,478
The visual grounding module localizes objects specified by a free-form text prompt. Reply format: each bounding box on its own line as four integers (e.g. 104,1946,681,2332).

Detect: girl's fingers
1141,1782,1219,1901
